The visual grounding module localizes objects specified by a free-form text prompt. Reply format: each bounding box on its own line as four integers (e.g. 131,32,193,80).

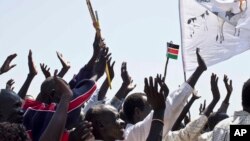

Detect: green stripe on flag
167,53,178,59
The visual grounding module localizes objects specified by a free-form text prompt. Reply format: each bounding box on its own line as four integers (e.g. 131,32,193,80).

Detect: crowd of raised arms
0,26,250,141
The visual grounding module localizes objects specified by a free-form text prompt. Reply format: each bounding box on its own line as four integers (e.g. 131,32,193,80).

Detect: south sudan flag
167,42,179,60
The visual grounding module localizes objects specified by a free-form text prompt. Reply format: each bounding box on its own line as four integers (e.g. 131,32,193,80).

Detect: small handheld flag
167,42,179,60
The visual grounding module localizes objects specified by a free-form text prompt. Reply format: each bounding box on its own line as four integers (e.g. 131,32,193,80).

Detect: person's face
0,93,24,123
101,106,125,140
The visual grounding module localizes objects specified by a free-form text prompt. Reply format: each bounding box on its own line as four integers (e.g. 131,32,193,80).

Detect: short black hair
242,79,250,108
123,93,146,124
0,122,29,141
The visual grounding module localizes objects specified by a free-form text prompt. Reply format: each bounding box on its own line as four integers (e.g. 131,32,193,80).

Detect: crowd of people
0,26,250,141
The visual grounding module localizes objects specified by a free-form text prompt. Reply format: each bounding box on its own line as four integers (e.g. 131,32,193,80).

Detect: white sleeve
125,82,193,141
164,115,208,141
162,82,193,137
81,89,105,117
125,111,153,141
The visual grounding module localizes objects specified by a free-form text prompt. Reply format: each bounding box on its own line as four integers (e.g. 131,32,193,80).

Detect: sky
1,0,250,118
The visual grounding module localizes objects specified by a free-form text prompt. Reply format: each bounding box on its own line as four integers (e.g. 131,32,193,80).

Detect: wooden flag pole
163,57,169,82
86,0,112,89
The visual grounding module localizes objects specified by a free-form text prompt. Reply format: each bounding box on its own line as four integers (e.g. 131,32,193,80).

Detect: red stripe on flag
168,48,179,54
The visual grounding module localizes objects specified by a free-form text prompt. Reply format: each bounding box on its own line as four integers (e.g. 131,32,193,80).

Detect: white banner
179,0,250,71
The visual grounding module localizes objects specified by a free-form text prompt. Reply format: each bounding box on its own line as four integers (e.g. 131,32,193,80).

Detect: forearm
172,97,196,131
187,67,204,88
114,83,128,100
18,74,35,99
163,83,193,135
217,101,229,113
223,93,231,104
58,68,69,78
39,94,71,141
98,78,110,100
147,110,164,141
203,99,219,117
86,53,98,68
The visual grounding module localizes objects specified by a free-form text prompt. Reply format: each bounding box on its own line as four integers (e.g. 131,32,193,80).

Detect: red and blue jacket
23,79,97,141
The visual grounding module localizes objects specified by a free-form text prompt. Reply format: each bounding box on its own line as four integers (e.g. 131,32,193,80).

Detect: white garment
122,82,193,141
164,115,208,141
81,89,105,117
198,110,250,141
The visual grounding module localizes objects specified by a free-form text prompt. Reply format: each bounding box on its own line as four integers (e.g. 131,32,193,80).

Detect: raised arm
203,73,220,117
187,48,207,88
0,53,17,75
57,51,71,78
90,47,110,82
172,91,200,131
98,57,115,100
164,77,220,141
126,48,207,141
39,70,73,141
87,33,102,68
145,76,167,141
217,75,233,113
110,62,136,109
68,32,102,88
40,63,51,79
18,50,37,99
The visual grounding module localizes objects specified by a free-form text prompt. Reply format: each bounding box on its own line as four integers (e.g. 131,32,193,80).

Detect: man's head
242,79,250,111
123,93,152,124
85,104,125,141
36,76,68,104
0,122,30,141
207,112,229,131
0,89,23,123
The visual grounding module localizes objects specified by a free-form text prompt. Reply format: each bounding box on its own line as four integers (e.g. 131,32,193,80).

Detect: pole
163,57,169,82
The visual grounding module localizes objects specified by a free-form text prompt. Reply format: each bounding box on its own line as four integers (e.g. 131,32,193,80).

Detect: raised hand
56,51,70,78
186,48,207,89
121,62,136,93
210,73,220,101
107,57,115,80
223,74,233,95
196,48,207,71
145,76,166,141
28,50,38,77
144,76,166,111
92,47,110,81
17,50,37,99
6,79,15,90
199,100,206,115
56,51,70,71
156,74,169,98
40,63,51,78
0,53,17,75
69,121,94,141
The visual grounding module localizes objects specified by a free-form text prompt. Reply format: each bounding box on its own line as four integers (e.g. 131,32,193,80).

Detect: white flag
179,0,250,71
